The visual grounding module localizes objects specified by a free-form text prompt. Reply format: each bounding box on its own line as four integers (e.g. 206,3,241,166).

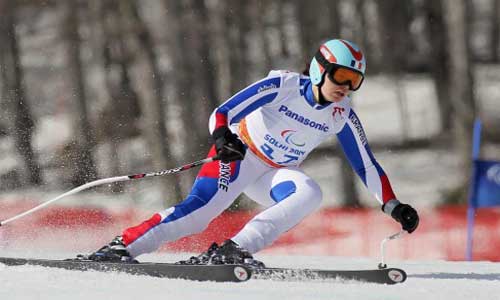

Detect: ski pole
378,230,406,269
0,155,219,227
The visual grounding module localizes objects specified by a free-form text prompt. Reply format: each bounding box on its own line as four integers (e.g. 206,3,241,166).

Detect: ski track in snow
1,251,499,300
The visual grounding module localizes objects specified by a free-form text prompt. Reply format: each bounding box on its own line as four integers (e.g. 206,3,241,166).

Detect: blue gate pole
465,119,482,261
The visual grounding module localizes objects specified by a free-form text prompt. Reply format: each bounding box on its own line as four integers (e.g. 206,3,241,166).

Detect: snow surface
1,251,499,300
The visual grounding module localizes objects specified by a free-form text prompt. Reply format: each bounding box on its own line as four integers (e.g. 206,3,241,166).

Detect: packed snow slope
1,251,499,300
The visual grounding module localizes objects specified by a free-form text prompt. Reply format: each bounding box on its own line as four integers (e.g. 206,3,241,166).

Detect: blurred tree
276,0,291,59
357,0,382,74
338,151,359,207
162,0,205,194
377,0,412,141
91,0,142,193
296,0,341,62
188,0,220,143
0,0,42,187
295,0,317,62
324,0,341,39
250,0,273,73
62,0,98,186
226,0,252,94
207,0,232,101
443,0,477,204
424,0,453,134
120,0,184,205
355,0,371,67
492,0,500,62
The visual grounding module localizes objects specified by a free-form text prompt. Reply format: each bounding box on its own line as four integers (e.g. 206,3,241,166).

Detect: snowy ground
1,251,499,300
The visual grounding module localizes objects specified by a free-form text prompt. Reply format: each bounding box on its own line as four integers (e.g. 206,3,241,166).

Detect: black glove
382,200,419,233
212,126,246,163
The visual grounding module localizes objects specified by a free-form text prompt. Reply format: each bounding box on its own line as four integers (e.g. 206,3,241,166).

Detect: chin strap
313,84,329,105
317,89,329,105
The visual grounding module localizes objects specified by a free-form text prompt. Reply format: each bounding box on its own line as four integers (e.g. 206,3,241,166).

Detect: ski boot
212,240,266,268
76,236,136,263
177,240,265,268
177,242,220,265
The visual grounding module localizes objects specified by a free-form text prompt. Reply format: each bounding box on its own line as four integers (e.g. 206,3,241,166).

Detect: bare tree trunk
492,0,500,62
357,0,375,72
124,0,184,205
377,0,412,141
208,0,232,102
339,152,359,207
226,0,251,93
62,0,98,186
325,0,341,38
443,0,476,204
377,0,411,72
189,0,220,144
295,0,321,62
192,0,220,109
424,0,453,134
251,0,273,74
161,0,205,194
300,0,341,42
94,0,141,193
276,0,290,59
0,1,42,186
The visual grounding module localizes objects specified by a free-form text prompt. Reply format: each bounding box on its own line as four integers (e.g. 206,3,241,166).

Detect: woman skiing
85,39,419,266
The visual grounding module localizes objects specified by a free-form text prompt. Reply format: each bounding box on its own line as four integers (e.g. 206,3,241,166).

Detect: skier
83,39,419,266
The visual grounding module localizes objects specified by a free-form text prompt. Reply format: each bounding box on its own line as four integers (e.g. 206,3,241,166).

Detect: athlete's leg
232,167,323,253
122,149,266,258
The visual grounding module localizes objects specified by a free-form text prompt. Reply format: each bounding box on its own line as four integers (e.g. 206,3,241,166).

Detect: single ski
252,267,406,284
0,257,251,282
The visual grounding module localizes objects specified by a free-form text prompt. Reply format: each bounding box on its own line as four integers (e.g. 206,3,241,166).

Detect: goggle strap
315,50,363,76
315,50,331,69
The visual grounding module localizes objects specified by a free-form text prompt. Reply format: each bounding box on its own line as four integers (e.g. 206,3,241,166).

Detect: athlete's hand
212,126,246,163
382,200,419,233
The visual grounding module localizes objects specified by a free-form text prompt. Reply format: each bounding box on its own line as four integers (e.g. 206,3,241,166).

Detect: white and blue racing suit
121,70,396,257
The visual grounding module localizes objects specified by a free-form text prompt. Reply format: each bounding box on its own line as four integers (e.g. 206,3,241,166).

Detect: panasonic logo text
278,105,329,132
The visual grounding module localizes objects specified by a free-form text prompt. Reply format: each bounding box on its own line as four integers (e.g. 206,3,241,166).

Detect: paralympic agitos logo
278,105,329,132
280,130,306,147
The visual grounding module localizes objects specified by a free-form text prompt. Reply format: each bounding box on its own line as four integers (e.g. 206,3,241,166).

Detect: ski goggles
315,52,365,91
327,66,364,91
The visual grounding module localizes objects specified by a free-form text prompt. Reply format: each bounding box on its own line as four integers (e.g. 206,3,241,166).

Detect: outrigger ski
252,266,406,284
0,256,406,284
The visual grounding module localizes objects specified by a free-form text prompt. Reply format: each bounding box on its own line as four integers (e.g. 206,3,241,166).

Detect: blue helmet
309,39,366,86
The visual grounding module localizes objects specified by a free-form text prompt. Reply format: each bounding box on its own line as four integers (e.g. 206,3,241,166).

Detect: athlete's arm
213,74,282,130
336,109,419,233
335,109,396,204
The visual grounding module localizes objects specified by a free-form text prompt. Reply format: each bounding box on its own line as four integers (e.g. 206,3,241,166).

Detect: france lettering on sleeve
214,76,281,129
336,110,396,204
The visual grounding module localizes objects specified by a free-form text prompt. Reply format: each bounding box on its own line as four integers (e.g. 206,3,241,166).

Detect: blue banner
472,160,500,208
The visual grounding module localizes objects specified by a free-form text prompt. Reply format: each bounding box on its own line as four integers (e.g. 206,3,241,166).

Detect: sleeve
335,109,396,205
213,73,282,130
